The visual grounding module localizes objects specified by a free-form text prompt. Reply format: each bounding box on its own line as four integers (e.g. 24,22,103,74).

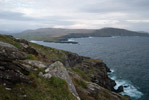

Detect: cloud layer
0,0,149,32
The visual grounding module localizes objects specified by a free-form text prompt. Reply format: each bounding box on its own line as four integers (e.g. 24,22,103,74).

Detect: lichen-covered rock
44,61,80,100
0,41,26,61
87,82,101,98
24,60,48,68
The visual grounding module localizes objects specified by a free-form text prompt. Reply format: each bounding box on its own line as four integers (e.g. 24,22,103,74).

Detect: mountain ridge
13,27,149,42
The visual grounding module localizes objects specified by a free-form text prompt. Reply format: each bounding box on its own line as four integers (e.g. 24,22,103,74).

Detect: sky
0,0,149,33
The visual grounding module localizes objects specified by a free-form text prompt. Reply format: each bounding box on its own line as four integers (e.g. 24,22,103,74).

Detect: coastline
0,34,132,100
30,36,146,100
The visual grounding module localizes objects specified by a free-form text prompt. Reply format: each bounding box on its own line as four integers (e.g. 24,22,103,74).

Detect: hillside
13,28,95,42
0,34,131,100
13,27,149,42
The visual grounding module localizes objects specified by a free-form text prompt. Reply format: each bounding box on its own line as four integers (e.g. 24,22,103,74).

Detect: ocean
31,36,149,100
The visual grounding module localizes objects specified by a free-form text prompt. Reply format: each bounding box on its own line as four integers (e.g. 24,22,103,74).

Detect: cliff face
0,34,131,100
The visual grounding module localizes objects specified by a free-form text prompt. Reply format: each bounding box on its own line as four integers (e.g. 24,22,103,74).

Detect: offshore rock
116,86,124,93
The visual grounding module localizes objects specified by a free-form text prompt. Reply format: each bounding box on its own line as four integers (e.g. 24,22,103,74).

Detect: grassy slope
0,74,76,100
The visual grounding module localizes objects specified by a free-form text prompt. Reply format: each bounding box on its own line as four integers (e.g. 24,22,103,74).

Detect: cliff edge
0,34,131,100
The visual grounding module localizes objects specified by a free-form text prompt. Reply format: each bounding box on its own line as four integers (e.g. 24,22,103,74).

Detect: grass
29,42,67,62
0,34,22,49
26,54,37,60
74,78,87,89
0,69,77,100
72,68,90,81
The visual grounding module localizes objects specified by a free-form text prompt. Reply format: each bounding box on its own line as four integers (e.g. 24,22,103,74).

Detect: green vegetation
29,42,68,62
72,68,90,81
0,70,77,100
26,54,37,60
0,34,22,49
74,78,87,89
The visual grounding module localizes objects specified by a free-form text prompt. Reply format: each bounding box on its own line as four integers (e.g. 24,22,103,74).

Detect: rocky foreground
0,34,131,100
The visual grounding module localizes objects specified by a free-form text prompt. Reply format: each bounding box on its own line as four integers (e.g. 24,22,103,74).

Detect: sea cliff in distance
0,34,131,100
13,27,149,43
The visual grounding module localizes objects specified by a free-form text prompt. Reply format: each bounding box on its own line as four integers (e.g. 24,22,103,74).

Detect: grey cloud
80,0,149,14
0,11,35,21
0,0,149,32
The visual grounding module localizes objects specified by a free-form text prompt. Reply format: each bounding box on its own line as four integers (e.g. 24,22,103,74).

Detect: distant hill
13,27,149,42
0,31,10,34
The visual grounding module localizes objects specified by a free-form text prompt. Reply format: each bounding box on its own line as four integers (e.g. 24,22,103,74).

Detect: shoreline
30,38,144,100
108,69,143,100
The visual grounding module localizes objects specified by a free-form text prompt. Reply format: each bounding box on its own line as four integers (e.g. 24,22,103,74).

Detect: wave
108,69,143,100
68,38,75,41
30,40,37,43
88,36,93,38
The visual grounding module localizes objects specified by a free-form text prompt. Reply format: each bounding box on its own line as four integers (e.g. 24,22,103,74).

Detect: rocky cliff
0,34,131,100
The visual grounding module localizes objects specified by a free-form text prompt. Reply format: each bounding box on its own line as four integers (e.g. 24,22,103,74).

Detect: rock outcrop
24,60,48,69
0,41,29,87
0,41,26,61
116,86,124,93
40,61,80,100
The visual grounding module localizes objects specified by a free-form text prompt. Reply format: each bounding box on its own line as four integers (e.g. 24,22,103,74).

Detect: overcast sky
0,0,149,32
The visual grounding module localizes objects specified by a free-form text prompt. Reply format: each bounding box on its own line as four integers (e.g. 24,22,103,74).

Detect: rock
43,73,52,79
45,61,80,100
0,61,30,87
38,72,43,77
87,82,101,98
0,41,26,61
16,39,29,45
22,64,32,70
21,43,38,56
39,72,52,79
63,53,83,67
124,85,129,88
81,59,116,91
116,86,124,93
104,64,111,72
0,41,30,87
110,79,117,91
24,60,47,68
75,79,127,100
5,87,12,91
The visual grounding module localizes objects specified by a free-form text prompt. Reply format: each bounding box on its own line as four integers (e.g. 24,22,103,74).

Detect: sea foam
108,69,143,100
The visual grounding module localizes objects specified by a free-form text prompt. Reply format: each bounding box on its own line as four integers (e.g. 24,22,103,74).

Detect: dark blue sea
31,36,149,100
